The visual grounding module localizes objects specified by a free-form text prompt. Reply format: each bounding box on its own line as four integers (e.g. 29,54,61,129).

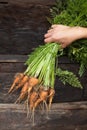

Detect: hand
44,24,87,48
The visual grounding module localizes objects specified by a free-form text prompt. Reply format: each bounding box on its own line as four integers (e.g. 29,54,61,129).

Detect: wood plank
0,0,56,6
0,103,87,130
0,55,28,63
0,1,51,55
0,54,86,103
0,55,79,73
0,55,76,64
0,101,87,112
0,72,84,103
51,101,87,110
0,72,83,103
0,63,26,72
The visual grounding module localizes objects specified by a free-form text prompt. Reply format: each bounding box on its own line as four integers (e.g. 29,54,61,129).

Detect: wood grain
0,0,56,6
0,0,87,103
0,101,87,112
0,55,86,103
0,102,87,130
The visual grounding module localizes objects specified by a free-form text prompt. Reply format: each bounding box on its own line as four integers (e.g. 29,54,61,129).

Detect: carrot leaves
56,68,82,89
48,0,87,76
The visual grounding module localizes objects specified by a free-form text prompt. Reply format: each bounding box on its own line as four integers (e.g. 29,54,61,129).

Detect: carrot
27,77,39,94
15,81,29,103
26,77,39,117
23,77,39,111
28,77,39,87
28,91,38,126
48,88,55,110
8,73,24,94
13,75,29,92
29,90,38,110
34,89,49,109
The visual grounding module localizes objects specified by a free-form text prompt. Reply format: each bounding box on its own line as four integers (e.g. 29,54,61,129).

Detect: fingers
51,24,58,28
44,32,52,38
44,37,53,43
61,43,66,48
47,29,53,33
44,24,73,48
44,28,53,40
44,30,53,43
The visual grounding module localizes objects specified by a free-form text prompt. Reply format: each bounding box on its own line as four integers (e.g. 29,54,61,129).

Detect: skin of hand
44,24,87,48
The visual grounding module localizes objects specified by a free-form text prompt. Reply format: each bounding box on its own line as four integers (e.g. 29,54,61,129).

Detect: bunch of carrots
8,43,60,116
8,73,55,111
8,43,82,124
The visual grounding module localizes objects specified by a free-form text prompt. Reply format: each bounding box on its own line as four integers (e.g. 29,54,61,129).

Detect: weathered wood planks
0,0,56,6
0,0,51,54
0,101,87,112
0,0,87,103
0,55,86,103
0,1,86,130
0,102,87,130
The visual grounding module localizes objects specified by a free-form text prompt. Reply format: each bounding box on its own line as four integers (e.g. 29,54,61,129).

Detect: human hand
44,24,86,48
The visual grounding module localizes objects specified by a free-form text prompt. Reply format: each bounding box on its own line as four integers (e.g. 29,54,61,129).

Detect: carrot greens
49,0,87,76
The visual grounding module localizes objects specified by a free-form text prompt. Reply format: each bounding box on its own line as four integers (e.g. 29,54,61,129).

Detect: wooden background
0,0,87,103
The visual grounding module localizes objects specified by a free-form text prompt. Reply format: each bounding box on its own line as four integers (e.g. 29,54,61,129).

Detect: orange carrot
15,81,29,103
13,75,29,92
28,77,39,86
28,91,38,126
28,77,39,94
48,88,55,97
48,88,55,110
8,73,24,93
29,91,38,110
34,89,48,109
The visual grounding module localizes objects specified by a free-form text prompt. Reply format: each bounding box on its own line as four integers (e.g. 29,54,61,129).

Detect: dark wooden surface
0,0,52,55
0,0,56,6
0,102,87,130
0,1,87,130
0,101,87,111
0,55,87,103
0,0,87,103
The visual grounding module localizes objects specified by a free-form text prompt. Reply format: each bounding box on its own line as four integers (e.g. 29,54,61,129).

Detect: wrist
76,27,87,39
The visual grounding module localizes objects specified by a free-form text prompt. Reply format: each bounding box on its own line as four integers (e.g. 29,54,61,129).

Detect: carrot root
12,75,29,93
29,91,38,110
8,73,24,94
34,89,49,109
15,81,29,103
48,88,55,110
